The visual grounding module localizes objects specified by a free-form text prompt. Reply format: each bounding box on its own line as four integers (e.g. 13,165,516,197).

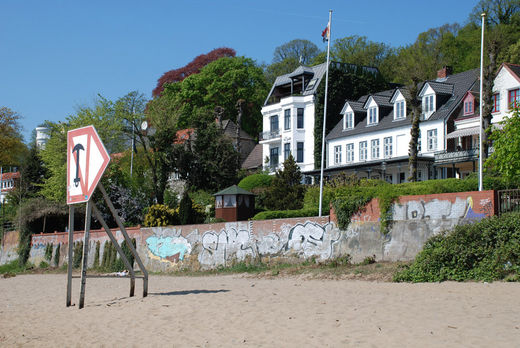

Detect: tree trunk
482,38,498,160
235,100,244,168
408,78,422,182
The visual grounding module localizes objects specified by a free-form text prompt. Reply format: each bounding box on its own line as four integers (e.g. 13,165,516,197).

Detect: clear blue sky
0,0,478,142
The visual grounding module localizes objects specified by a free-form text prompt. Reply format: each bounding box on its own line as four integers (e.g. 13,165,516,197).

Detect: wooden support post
78,201,92,309
66,205,75,307
98,183,148,297
92,204,136,297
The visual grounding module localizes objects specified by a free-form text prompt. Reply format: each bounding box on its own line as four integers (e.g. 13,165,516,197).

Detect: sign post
66,125,148,309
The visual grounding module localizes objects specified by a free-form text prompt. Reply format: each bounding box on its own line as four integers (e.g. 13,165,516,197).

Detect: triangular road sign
67,125,110,204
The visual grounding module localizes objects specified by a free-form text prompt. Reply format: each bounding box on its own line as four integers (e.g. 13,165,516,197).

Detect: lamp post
478,12,486,192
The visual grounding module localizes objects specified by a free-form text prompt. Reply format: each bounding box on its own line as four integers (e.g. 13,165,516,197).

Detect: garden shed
214,185,255,222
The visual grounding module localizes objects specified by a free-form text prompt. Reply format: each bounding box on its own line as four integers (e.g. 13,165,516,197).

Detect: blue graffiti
146,236,189,260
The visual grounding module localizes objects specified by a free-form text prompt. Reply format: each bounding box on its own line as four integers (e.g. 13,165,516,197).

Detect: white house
260,64,327,177
435,63,520,178
323,67,479,183
260,62,381,182
0,170,19,204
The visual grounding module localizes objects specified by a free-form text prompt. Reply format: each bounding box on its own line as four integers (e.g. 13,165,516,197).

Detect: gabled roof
389,88,411,103
213,185,254,196
500,62,520,83
326,68,479,141
340,101,365,114
288,66,315,78
220,119,254,140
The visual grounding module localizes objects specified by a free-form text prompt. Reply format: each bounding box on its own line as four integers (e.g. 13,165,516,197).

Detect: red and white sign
67,125,110,204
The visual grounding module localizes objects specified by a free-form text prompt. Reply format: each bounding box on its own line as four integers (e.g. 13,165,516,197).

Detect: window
423,95,434,113
344,112,354,129
384,137,392,158
508,89,519,109
284,143,291,160
427,129,438,151
368,107,378,125
359,141,367,161
464,100,473,115
346,143,354,162
492,93,500,113
418,134,422,153
270,115,279,132
270,147,279,167
223,195,236,208
296,142,304,163
297,108,304,128
395,100,405,119
334,145,342,164
371,139,380,159
284,109,291,130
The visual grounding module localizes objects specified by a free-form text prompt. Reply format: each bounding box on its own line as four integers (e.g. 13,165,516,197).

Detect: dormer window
368,107,378,125
344,112,354,129
463,92,475,116
394,100,406,119
423,95,435,114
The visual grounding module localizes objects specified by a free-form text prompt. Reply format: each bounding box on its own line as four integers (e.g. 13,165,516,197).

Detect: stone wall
0,230,19,265
1,190,497,271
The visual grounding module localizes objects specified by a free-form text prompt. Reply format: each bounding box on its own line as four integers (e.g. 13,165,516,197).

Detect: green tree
265,39,321,83
331,35,393,69
0,107,25,166
469,0,520,26
162,56,268,137
178,191,194,225
486,107,520,181
264,155,305,211
172,117,240,191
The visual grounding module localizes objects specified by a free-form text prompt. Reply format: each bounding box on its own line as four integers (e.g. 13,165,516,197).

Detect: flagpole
319,9,332,217
479,12,485,192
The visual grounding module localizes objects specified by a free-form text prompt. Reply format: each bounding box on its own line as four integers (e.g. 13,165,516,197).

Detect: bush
54,244,60,267
93,241,101,268
252,207,327,220
238,173,273,191
44,243,53,262
72,241,83,269
39,261,49,269
144,204,179,227
394,212,520,282
179,192,194,225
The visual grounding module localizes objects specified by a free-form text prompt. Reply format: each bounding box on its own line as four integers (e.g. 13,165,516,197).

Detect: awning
446,126,481,139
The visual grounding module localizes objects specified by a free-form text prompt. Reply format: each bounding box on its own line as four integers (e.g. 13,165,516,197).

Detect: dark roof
264,63,328,105
340,101,365,114
214,185,254,196
504,63,520,81
425,81,454,95
241,144,263,170
326,68,479,141
220,119,254,140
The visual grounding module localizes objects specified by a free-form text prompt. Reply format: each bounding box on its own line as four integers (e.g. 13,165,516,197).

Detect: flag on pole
321,22,330,42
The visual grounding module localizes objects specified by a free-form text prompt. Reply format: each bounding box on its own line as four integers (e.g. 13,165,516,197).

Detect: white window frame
346,143,354,162
427,129,438,152
423,94,435,115
344,112,354,129
384,137,392,158
359,141,367,161
394,100,405,119
334,145,342,165
371,139,380,159
368,107,378,125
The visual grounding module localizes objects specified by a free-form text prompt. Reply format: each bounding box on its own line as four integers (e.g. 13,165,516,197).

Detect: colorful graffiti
146,236,192,262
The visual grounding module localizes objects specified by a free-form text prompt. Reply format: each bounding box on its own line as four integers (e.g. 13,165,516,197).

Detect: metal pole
66,205,75,307
78,200,92,309
130,105,135,177
479,12,486,192
92,204,136,297
319,9,332,217
98,183,148,297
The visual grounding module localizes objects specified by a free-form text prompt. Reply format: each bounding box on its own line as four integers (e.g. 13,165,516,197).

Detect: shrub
252,207,327,220
144,204,179,227
39,261,49,269
238,173,273,191
53,244,60,267
263,156,306,210
93,241,101,268
72,241,83,269
44,243,53,262
393,212,520,282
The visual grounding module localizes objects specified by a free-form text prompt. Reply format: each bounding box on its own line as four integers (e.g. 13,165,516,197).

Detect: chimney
437,66,453,79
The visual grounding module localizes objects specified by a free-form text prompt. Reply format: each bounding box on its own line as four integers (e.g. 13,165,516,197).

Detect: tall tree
161,56,268,137
331,35,393,68
407,79,423,182
469,0,520,26
153,47,236,97
264,155,305,211
0,107,25,166
265,39,321,84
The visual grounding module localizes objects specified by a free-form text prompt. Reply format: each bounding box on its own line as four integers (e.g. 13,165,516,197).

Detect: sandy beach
0,274,519,347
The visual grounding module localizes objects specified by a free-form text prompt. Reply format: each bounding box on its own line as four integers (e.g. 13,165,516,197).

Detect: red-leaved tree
152,47,236,97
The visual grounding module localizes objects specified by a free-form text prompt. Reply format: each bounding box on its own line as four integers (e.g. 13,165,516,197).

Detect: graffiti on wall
144,220,339,268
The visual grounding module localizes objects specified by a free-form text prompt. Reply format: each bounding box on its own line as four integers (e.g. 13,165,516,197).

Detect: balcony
259,130,281,142
434,148,479,164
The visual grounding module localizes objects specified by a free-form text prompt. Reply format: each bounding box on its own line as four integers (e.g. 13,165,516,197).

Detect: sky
0,0,478,142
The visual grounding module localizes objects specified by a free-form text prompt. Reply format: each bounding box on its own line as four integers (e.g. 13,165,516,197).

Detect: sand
0,274,519,347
